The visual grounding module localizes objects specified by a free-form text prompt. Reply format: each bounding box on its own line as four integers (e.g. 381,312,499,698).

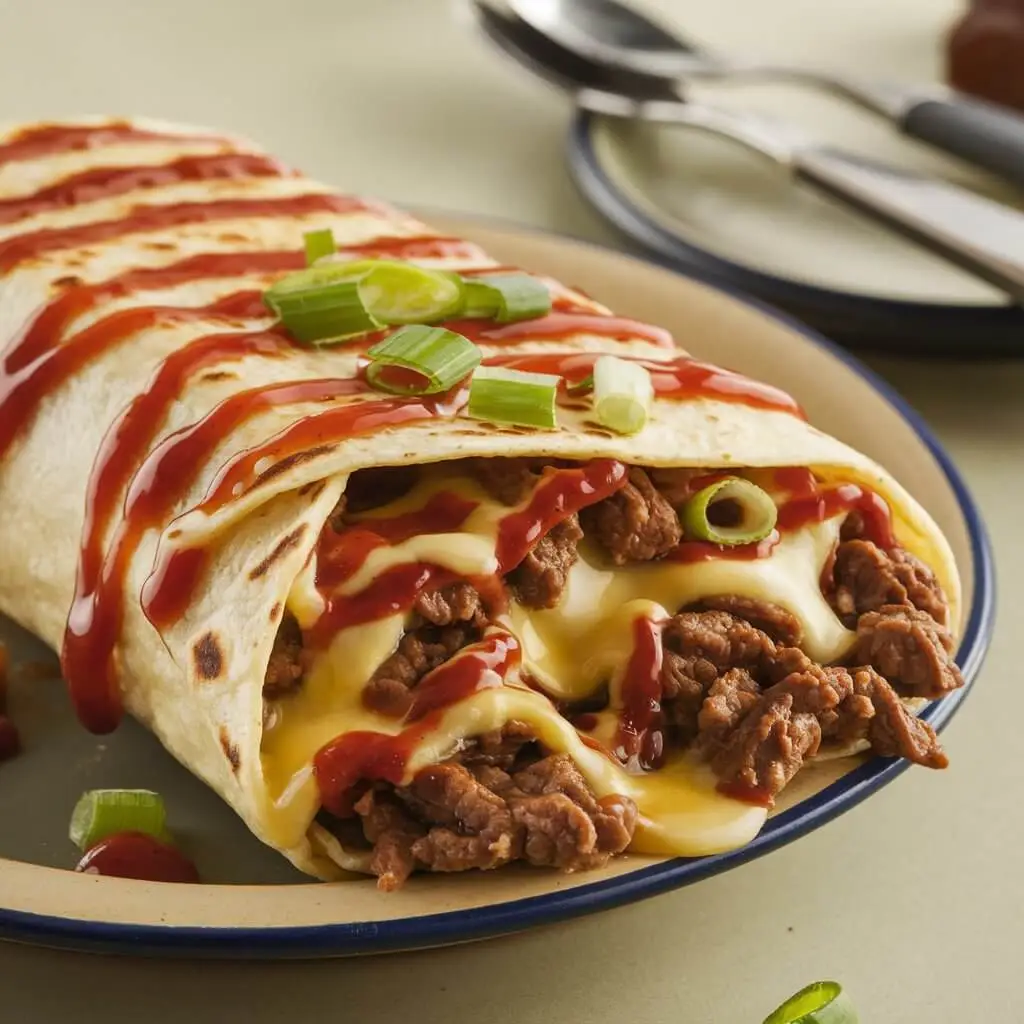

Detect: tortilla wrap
0,117,962,882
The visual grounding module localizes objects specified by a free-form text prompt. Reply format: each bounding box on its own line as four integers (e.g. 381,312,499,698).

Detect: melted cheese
259,465,854,859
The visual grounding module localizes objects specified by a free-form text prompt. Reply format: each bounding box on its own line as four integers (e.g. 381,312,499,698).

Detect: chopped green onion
459,273,551,323
264,260,465,345
366,325,481,395
681,476,778,545
567,373,594,395
763,981,858,1024
592,355,653,435
69,789,168,852
467,366,560,429
303,228,336,265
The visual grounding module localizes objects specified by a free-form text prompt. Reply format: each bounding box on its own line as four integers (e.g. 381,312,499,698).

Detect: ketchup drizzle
447,311,674,350
314,632,520,815
0,122,220,167
614,617,666,770
487,351,805,417
0,192,378,272
0,152,291,226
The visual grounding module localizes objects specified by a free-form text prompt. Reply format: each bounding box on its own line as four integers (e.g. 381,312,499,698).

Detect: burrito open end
0,118,963,889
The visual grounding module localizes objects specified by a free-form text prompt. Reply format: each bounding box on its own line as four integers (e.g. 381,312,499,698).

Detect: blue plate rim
0,215,996,959
566,108,1024,358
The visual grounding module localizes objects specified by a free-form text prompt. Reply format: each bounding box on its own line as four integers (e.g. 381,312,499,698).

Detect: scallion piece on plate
303,228,336,265
366,325,481,395
69,789,168,852
592,355,653,435
459,273,551,323
264,260,465,344
762,981,858,1024
681,476,778,545
467,366,560,429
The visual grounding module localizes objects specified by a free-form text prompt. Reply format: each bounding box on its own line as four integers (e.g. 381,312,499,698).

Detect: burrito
0,117,964,889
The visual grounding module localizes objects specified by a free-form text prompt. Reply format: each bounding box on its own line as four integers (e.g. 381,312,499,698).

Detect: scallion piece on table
303,228,336,265
592,355,653,435
467,366,560,429
681,476,778,545
763,981,858,1024
263,260,465,344
69,789,168,852
459,273,551,323
366,325,481,395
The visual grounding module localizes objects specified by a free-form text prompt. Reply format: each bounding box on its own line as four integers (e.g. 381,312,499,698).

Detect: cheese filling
259,464,858,857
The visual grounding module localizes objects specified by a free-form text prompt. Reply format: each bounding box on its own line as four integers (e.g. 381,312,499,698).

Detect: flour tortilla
0,117,961,878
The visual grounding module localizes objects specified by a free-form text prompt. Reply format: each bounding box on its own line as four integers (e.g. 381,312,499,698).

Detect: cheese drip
258,465,854,858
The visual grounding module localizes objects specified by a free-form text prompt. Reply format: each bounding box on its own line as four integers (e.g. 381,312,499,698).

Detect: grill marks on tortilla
249,524,308,580
193,631,224,682
219,726,241,773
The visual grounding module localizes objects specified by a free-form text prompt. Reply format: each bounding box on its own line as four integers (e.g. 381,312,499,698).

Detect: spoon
510,0,1024,191
471,0,1024,304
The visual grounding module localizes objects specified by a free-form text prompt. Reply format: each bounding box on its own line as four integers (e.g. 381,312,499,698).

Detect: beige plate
0,216,993,958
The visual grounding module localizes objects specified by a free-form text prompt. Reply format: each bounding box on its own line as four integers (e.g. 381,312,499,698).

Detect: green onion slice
366,325,481,395
681,476,778,545
467,366,560,429
303,228,336,265
459,273,551,323
69,789,168,852
763,981,858,1024
592,355,653,435
264,260,465,345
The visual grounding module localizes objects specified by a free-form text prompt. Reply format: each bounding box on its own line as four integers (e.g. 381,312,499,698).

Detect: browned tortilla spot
193,631,223,681
249,524,308,580
166,528,182,540
200,370,238,383
254,445,336,487
219,726,241,773
142,241,176,251
52,274,83,288
269,601,282,621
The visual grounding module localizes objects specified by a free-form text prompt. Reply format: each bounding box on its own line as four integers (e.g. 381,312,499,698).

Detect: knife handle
793,145,1024,302
902,95,1024,191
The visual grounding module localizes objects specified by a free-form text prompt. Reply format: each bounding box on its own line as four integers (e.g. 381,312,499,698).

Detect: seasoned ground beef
346,730,637,889
688,596,803,646
263,612,312,699
653,609,949,800
832,539,949,626
363,622,480,717
508,516,583,608
855,604,963,699
704,657,947,798
413,582,486,628
469,457,543,505
646,467,714,507
582,467,682,564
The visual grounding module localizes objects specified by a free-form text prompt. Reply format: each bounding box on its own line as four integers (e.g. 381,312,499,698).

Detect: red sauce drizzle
495,459,628,571
74,831,200,883
407,631,520,722
669,531,782,563
487,351,805,417
316,491,478,590
0,122,220,167
0,153,291,226
315,632,520,815
0,192,377,272
777,483,895,550
614,617,666,770
447,311,675,350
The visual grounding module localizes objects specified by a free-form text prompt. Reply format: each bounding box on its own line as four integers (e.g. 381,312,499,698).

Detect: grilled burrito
0,117,964,889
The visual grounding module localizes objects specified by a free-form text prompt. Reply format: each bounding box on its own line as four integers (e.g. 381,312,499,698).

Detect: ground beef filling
265,460,961,882
342,724,637,891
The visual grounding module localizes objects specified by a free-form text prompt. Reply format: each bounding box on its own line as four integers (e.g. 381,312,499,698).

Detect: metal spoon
471,0,1024,304
510,0,1024,191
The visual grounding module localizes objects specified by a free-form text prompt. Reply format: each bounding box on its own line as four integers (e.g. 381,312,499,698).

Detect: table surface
1,0,1022,1020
